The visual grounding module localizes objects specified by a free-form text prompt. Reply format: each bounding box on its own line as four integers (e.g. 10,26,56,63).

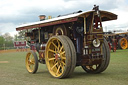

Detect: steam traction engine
16,6,117,78
104,32,128,52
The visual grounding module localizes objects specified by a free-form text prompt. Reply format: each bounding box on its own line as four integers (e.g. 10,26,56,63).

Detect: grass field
0,49,128,85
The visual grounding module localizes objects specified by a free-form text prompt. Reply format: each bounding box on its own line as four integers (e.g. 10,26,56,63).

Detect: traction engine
16,5,117,78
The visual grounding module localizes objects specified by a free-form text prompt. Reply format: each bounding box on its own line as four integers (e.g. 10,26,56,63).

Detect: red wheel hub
55,54,59,60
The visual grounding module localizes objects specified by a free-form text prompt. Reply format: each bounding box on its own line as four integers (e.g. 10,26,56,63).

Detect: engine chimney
39,15,46,21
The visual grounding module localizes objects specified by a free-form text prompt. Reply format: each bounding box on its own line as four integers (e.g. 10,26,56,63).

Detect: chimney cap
39,15,46,21
39,15,46,17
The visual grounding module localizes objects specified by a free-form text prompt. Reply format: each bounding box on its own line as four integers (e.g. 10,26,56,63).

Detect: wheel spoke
52,42,58,50
60,52,66,60
31,61,35,64
56,65,61,75
90,66,95,70
59,46,64,52
27,53,31,58
28,61,31,65
51,62,58,71
60,51,65,55
48,48,56,53
48,58,55,61
61,56,66,60
60,63,64,73
61,61,66,66
29,60,34,65
31,57,35,64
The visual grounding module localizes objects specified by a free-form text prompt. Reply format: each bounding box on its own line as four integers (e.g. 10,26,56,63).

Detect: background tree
0,29,32,50
0,36,5,50
2,33,14,49
14,34,19,41
18,30,26,40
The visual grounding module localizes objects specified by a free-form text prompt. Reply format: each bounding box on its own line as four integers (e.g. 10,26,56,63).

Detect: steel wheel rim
45,38,66,77
26,52,35,72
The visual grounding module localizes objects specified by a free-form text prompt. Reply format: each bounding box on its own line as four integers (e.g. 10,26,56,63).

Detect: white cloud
102,2,128,31
0,0,128,35
0,23,18,34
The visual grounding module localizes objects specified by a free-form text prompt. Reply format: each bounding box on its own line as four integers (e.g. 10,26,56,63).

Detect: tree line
0,31,25,50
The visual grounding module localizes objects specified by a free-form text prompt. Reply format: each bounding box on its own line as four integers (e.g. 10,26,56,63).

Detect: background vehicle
104,32,128,52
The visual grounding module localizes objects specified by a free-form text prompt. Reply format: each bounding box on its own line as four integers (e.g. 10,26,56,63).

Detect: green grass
0,50,128,85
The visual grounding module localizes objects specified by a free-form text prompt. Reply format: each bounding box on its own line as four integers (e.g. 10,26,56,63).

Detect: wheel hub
55,53,61,61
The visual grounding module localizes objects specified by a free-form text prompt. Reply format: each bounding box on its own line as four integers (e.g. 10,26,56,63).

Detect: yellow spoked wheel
26,51,38,74
45,35,76,78
82,38,110,73
118,38,128,49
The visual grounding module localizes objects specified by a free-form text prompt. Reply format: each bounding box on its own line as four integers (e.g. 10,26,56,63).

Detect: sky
0,0,128,36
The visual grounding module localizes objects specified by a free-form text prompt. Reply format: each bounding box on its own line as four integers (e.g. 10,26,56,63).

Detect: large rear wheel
45,35,76,78
82,38,110,73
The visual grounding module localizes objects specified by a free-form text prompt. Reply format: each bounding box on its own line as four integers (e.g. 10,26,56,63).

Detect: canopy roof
16,10,117,31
